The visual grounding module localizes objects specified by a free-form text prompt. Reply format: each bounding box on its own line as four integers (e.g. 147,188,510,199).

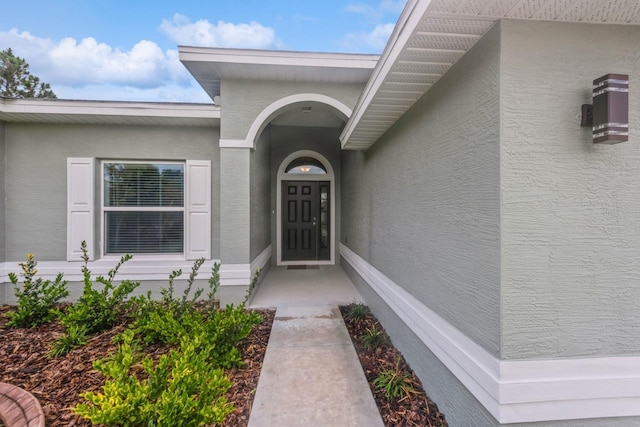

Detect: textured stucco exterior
220,147,250,264
3,123,220,261
500,20,640,359
270,125,342,265
220,79,363,141
250,126,272,261
341,23,502,356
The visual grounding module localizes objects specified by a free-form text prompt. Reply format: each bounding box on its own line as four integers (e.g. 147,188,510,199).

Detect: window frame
100,160,186,259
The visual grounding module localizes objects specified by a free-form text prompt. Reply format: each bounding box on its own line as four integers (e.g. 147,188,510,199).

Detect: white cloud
346,1,404,20
346,3,381,20
379,0,405,14
342,23,395,53
159,14,280,49
0,28,197,102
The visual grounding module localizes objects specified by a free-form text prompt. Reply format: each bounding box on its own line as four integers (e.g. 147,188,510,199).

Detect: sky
0,0,404,103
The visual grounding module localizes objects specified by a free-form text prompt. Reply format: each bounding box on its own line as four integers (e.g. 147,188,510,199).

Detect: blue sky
0,1,404,102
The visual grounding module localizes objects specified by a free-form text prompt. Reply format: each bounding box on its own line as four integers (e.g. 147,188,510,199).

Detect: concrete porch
249,264,364,308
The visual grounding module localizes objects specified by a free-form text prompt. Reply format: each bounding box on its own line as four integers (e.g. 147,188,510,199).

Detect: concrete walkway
248,266,384,427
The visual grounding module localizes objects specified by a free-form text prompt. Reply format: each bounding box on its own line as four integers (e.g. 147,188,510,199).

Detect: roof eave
0,98,220,126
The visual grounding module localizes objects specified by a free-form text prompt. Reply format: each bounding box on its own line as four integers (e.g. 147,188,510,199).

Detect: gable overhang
340,0,640,150
0,98,220,127
178,47,380,102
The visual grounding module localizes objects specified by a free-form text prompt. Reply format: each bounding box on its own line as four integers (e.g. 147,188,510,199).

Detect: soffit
179,47,380,101
341,0,640,150
0,98,220,126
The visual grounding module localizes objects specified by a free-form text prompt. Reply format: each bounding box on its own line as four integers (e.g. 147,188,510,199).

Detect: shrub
346,302,369,321
60,241,139,335
133,304,263,369
74,330,234,426
49,323,88,357
6,253,68,328
373,358,418,401
361,324,388,350
208,262,220,308
159,258,205,318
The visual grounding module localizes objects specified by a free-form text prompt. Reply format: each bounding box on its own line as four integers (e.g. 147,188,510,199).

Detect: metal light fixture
592,74,629,144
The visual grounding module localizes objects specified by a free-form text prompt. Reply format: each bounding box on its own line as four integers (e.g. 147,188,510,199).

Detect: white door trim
276,150,335,266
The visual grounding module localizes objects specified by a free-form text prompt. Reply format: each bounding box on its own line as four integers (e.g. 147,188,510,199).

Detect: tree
0,48,57,98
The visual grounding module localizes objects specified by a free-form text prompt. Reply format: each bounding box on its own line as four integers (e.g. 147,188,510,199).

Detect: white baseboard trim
219,245,272,286
340,243,640,424
250,245,272,277
0,258,221,284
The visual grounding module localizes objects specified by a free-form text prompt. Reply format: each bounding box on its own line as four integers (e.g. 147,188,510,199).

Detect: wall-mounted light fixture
591,74,629,144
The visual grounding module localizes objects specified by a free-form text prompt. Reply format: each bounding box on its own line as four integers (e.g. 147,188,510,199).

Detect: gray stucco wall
341,23,501,356
250,126,272,260
4,123,220,261
270,125,342,265
220,79,364,141
500,20,640,359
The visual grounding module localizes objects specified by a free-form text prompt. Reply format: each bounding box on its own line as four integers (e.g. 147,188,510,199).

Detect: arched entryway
276,150,335,266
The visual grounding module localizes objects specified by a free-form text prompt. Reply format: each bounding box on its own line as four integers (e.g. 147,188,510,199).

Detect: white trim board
0,251,272,290
0,259,221,284
219,245,272,286
340,243,640,424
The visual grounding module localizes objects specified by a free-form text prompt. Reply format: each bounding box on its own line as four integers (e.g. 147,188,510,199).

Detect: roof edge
178,46,380,68
340,0,433,148
0,97,220,119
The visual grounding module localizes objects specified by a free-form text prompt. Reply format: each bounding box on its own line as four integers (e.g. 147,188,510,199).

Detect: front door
282,181,330,261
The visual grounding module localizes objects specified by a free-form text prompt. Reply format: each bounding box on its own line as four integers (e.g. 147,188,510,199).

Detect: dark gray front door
282,181,330,261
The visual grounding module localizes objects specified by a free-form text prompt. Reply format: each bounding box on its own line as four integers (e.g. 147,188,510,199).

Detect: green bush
6,253,68,328
361,324,388,350
373,358,418,400
133,303,263,369
74,330,234,426
61,241,139,335
346,302,369,321
49,323,88,357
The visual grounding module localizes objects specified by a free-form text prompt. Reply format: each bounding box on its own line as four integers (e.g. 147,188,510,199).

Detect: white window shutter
67,158,94,261
185,160,211,260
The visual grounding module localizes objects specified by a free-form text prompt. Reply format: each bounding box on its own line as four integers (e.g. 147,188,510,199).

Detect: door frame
276,150,335,266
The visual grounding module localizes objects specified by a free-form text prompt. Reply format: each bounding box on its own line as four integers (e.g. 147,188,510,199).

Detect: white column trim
219,138,253,148
340,243,640,424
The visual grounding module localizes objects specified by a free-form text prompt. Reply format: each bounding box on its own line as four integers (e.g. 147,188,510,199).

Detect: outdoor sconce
582,74,629,144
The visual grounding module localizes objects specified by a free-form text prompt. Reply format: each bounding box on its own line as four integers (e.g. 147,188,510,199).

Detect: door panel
282,181,330,261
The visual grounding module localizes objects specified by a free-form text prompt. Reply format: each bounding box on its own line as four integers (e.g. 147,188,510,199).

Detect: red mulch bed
0,305,274,427
340,305,448,427
1,302,445,427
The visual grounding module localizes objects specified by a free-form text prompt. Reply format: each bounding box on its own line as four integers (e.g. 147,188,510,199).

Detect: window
67,158,211,261
285,157,327,175
103,162,185,254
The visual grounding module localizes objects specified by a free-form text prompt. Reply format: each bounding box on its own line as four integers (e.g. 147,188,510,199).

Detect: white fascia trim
0,259,221,283
0,98,220,119
179,46,379,70
340,243,640,424
219,138,253,148
340,0,433,147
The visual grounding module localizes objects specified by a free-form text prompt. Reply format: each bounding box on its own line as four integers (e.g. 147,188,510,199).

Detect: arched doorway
276,150,335,265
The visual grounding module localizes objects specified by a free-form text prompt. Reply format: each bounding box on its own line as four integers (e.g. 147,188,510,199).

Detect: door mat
286,265,320,270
